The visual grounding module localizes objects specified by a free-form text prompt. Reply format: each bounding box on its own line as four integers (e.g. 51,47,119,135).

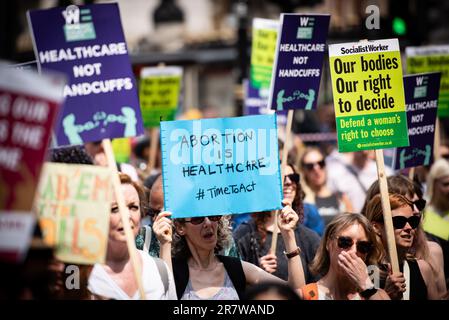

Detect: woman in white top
88,173,177,300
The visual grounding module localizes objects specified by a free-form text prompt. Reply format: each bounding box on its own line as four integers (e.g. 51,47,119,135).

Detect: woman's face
435,175,449,199
391,204,418,250
328,223,371,273
283,165,297,204
302,150,326,188
178,216,221,253
109,183,141,243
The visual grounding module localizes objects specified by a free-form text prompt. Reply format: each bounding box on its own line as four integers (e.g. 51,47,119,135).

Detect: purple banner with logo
393,72,441,169
243,80,287,126
27,3,144,146
268,14,330,111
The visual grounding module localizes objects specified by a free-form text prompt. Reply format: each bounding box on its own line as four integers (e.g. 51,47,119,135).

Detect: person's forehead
337,223,367,239
304,150,323,162
121,183,139,199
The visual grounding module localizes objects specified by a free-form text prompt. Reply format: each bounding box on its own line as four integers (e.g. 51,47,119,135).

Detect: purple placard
268,14,330,111
243,80,287,126
28,3,144,146
393,72,441,170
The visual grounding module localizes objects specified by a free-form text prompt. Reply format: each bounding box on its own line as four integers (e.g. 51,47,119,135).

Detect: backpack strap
217,255,246,300
302,283,319,300
172,257,189,300
153,257,169,296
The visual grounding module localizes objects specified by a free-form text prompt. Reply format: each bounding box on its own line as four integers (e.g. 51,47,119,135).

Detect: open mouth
202,230,215,241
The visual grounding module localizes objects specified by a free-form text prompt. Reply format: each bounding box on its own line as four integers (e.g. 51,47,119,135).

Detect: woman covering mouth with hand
167,198,307,300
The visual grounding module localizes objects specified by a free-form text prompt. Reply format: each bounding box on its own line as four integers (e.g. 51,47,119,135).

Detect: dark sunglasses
392,215,421,229
337,236,372,255
148,207,161,217
185,215,222,225
412,198,426,212
284,173,300,184
302,160,325,171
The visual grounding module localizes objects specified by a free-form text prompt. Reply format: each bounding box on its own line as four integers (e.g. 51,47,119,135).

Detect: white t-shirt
88,250,177,300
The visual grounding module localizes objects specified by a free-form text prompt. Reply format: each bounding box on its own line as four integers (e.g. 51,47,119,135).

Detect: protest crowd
1,0,449,303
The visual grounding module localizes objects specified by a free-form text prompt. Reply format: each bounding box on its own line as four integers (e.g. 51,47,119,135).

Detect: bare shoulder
427,240,443,256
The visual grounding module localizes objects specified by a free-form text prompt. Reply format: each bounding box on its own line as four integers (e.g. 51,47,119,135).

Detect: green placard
329,39,409,152
112,137,131,163
139,66,182,128
406,45,449,118
250,18,279,89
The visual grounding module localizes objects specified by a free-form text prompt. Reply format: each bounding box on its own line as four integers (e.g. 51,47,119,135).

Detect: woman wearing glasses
301,213,389,300
233,163,321,284
300,147,353,226
361,174,446,298
171,198,306,300
365,193,439,300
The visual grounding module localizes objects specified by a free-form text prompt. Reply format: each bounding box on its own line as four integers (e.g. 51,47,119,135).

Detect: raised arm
152,211,173,272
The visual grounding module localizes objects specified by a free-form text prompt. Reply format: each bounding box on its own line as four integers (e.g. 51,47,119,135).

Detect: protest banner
329,39,409,152
28,3,144,146
160,114,282,218
139,66,183,128
406,45,449,118
268,14,330,111
393,73,441,170
35,163,112,265
112,137,131,163
250,18,279,89
0,213,36,263
243,79,287,126
0,63,65,212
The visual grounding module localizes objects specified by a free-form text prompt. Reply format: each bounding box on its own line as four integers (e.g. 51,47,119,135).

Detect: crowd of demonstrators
299,147,353,226
301,213,390,300
234,162,320,283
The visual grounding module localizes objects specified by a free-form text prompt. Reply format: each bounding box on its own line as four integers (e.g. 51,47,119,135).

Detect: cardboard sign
28,3,144,146
0,64,65,211
139,66,183,128
243,79,287,126
112,137,131,163
0,213,36,263
329,39,409,152
406,45,449,118
35,163,112,264
268,14,330,111
392,73,441,169
250,18,279,89
160,114,282,218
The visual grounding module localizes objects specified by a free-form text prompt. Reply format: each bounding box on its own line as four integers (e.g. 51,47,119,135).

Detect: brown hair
118,173,147,218
309,213,381,276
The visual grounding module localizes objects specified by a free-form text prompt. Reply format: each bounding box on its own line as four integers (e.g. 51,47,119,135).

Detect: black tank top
400,259,428,300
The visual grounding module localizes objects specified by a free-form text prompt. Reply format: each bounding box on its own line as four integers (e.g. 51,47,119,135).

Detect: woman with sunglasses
233,163,321,284
361,174,446,298
301,213,389,300
300,147,353,226
365,193,439,300
171,199,306,300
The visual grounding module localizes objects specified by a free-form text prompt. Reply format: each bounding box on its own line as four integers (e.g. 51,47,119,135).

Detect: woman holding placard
169,200,306,300
301,213,389,300
88,173,177,300
365,194,439,300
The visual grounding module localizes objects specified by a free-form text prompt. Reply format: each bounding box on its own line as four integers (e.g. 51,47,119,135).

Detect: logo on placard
62,5,96,42
296,17,314,40
414,76,428,98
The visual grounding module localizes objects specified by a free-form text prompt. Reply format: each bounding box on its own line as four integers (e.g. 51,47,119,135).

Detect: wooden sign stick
374,149,400,275
408,167,415,181
148,127,160,174
271,109,294,253
102,138,146,300
434,118,441,160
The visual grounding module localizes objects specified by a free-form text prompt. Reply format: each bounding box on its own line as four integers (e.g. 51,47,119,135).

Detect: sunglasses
284,173,300,184
336,236,372,255
148,207,161,217
302,160,325,171
185,215,222,225
392,215,421,229
412,198,426,212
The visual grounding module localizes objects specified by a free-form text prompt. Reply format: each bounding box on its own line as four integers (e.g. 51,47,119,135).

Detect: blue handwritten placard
160,114,283,218
28,3,144,146
268,14,330,111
